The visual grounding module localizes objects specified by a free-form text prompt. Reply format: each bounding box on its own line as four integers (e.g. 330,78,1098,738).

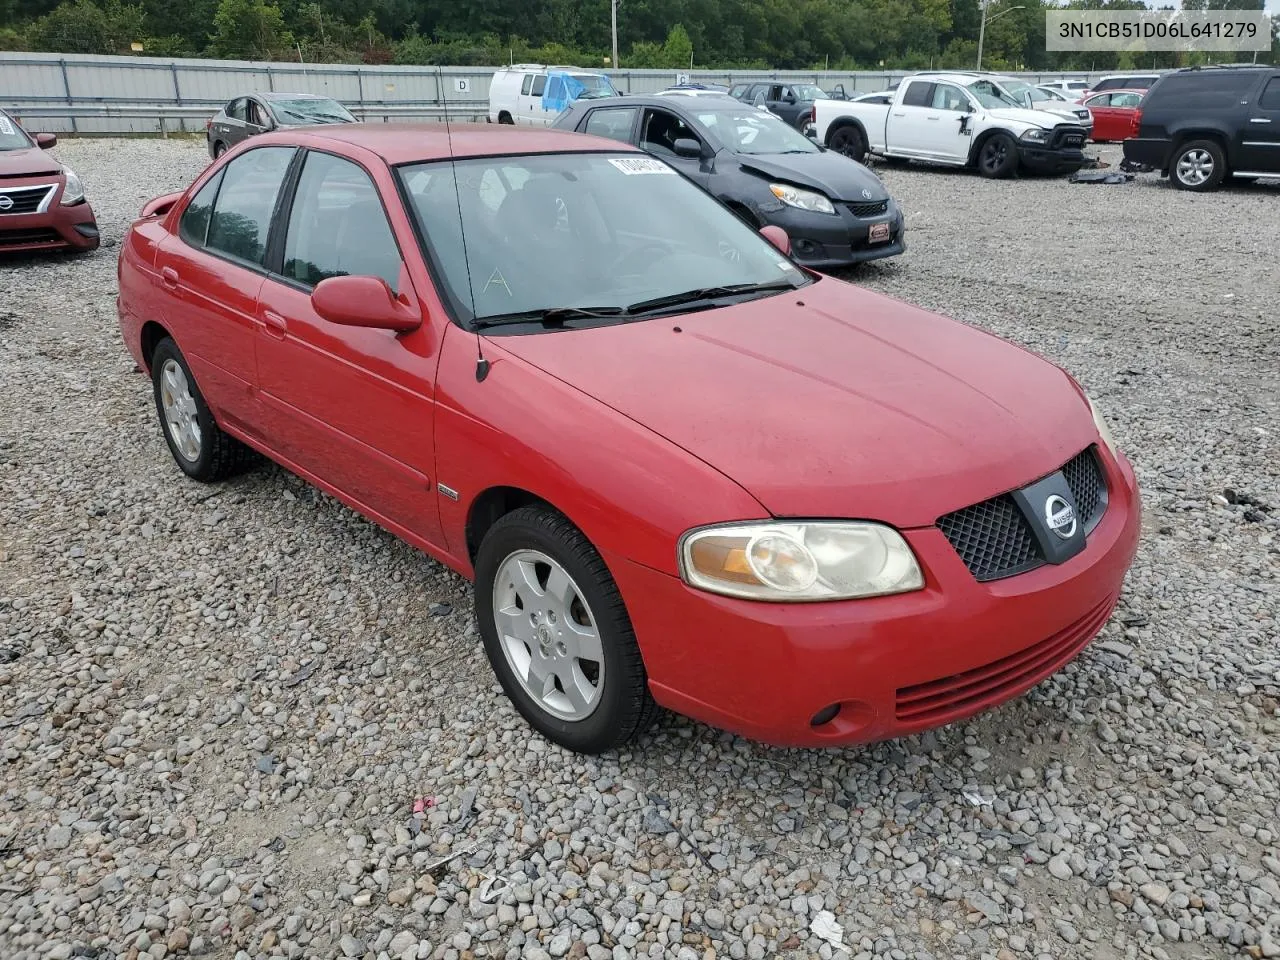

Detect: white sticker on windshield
608,157,678,176
0,116,15,136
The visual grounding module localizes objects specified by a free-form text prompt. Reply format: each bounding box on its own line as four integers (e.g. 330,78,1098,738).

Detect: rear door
254,148,443,543
1239,74,1280,173
219,97,248,147
152,146,295,433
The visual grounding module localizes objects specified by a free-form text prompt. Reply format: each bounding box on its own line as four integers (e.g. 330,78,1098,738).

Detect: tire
828,124,867,163
474,506,659,754
212,140,226,159
977,133,1018,179
498,112,514,125
1171,139,1225,191
151,337,254,483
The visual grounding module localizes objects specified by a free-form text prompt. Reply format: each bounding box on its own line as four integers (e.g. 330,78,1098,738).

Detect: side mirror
35,132,57,149
311,275,422,332
759,225,791,256
673,137,702,159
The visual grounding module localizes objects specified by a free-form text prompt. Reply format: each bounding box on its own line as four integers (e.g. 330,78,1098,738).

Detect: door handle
160,266,179,288
926,115,940,121
892,112,905,117
1249,117,1272,124
261,310,288,339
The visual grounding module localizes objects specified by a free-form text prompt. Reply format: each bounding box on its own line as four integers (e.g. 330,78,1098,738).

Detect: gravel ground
1,137,1278,960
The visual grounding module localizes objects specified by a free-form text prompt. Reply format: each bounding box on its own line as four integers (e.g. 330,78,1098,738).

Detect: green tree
26,0,145,54
210,0,292,59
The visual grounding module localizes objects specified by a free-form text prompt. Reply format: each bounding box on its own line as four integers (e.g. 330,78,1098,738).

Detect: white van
489,64,619,126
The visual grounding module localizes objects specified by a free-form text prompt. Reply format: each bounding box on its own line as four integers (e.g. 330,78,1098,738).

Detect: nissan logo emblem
0,196,13,211
1044,494,1077,540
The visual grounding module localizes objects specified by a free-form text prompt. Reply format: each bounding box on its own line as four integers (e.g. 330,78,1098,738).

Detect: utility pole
611,0,619,69
976,0,989,71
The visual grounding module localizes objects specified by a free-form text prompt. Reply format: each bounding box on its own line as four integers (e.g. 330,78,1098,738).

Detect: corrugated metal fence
1,51,1102,135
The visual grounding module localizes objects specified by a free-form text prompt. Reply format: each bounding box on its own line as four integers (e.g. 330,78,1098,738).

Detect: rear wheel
474,506,658,754
151,338,254,482
1171,140,1225,191
212,141,227,158
977,133,1018,179
498,111,514,125
828,125,867,163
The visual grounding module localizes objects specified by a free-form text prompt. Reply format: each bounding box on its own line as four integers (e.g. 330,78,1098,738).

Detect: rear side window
1259,77,1280,110
178,171,223,248
1112,92,1142,108
582,106,638,142
531,75,546,97
282,151,402,292
1152,71,1258,107
521,74,533,95
902,82,934,107
205,147,294,266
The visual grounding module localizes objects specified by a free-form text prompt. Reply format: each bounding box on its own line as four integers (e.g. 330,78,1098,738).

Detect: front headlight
60,167,85,205
769,183,836,215
1086,394,1118,457
1020,128,1049,142
679,521,924,602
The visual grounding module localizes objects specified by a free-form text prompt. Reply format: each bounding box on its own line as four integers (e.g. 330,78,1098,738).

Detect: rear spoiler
139,192,183,219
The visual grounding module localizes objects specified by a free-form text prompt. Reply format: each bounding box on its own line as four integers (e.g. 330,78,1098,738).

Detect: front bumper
1018,144,1087,175
611,448,1141,748
758,198,906,270
0,176,99,253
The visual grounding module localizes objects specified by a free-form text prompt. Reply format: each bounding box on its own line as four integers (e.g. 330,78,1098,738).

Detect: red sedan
0,109,100,253
117,125,1140,754
1081,90,1144,143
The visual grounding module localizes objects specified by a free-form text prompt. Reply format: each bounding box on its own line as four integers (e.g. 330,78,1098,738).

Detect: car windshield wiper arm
626,280,800,316
472,306,629,330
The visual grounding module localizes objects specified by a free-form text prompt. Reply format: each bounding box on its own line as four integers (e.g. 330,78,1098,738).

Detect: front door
924,81,977,161
637,108,711,186
254,148,442,544
1239,75,1280,173
152,146,295,433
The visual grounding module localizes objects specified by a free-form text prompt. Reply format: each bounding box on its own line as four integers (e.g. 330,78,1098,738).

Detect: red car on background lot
0,109,99,253
1081,90,1144,143
116,125,1140,754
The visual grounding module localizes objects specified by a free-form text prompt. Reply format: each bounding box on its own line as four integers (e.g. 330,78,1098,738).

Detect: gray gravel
1,138,1278,960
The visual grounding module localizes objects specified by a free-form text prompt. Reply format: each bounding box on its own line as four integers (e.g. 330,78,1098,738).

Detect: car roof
253,122,637,164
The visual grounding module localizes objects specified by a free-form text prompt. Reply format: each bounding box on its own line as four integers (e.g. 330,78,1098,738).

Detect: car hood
1039,104,1093,123
492,277,1098,527
734,151,889,202
0,146,62,178
985,107,1067,128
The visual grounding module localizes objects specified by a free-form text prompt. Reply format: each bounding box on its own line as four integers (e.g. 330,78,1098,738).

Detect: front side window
178,170,223,248
583,106,638,142
931,83,970,112
640,109,701,155
205,146,294,266
282,151,401,292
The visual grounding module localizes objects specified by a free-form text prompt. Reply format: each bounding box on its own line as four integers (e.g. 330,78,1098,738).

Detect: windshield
696,109,819,154
966,80,1022,109
397,152,806,327
0,112,34,151
270,98,355,124
572,74,617,99
792,84,826,101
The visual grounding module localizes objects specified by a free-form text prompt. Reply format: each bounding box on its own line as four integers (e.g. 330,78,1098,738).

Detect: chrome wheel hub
1177,149,1213,185
159,359,201,462
492,549,604,722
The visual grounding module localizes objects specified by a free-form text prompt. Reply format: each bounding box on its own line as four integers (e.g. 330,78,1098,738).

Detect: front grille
1062,446,1106,531
937,495,1043,582
1050,125,1087,149
937,445,1110,582
845,199,889,217
895,591,1119,725
0,185,55,215
0,228,63,247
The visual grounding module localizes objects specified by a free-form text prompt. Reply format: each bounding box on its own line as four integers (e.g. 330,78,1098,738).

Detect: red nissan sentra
0,108,100,253
116,125,1140,754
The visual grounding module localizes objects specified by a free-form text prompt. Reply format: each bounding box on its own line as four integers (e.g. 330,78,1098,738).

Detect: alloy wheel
159,358,202,462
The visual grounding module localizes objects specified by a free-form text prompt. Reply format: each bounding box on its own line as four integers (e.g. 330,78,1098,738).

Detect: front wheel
828,125,867,163
1171,140,1225,191
977,133,1018,179
474,506,658,754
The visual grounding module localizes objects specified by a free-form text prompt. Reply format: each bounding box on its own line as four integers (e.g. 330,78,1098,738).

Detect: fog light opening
810,703,841,727
73,224,99,237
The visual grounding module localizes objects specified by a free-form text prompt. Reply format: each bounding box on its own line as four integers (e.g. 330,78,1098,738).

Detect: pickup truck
812,72,1089,178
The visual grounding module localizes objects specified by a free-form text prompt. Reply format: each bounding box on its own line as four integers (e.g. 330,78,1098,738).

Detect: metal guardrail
7,101,492,135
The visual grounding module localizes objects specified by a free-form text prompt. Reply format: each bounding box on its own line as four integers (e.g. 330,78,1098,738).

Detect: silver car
206,93,356,159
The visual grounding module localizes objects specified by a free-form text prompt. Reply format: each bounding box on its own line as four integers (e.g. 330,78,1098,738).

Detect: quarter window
178,170,223,248
205,146,294,266
583,106,638,142
282,151,402,292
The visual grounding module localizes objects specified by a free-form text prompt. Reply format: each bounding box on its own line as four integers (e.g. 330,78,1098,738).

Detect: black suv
1123,65,1280,191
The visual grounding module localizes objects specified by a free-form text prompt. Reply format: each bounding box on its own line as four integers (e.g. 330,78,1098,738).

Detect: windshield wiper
626,280,800,316
472,306,628,330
